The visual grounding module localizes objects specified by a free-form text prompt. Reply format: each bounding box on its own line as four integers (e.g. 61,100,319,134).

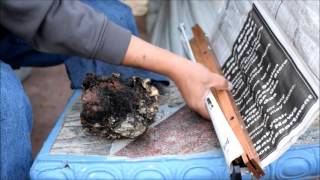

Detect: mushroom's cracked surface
80,73,159,139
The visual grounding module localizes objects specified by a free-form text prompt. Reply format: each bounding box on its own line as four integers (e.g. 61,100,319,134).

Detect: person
0,0,230,179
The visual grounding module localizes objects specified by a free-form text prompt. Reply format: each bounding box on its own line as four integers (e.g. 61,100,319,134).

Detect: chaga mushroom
80,73,159,139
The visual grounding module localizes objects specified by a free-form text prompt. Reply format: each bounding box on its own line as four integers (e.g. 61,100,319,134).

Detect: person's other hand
169,60,230,120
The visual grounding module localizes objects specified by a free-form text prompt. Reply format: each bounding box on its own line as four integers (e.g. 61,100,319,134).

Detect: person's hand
169,60,231,120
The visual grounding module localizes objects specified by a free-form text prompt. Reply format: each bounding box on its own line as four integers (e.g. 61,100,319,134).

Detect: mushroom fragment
80,73,159,139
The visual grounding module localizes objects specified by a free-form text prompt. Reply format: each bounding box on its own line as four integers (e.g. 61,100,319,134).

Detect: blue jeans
0,61,33,180
0,0,167,179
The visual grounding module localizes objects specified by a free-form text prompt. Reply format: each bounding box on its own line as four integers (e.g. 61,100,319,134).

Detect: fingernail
228,82,233,90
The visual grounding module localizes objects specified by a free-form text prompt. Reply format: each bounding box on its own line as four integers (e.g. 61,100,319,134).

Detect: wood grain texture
51,98,113,155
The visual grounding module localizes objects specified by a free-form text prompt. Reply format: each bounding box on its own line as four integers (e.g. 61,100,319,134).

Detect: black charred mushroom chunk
80,73,159,139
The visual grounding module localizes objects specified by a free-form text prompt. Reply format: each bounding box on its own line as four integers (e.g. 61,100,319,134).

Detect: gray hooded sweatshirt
0,0,131,65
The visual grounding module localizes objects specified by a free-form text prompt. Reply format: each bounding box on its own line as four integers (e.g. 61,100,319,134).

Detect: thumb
209,73,232,90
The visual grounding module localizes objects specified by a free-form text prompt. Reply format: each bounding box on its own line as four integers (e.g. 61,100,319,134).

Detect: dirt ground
23,65,72,157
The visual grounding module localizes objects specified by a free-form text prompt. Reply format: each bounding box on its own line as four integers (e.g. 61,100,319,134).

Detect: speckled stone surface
115,106,220,157
50,82,319,157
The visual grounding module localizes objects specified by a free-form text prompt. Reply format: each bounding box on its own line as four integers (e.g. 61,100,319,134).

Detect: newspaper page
221,4,319,168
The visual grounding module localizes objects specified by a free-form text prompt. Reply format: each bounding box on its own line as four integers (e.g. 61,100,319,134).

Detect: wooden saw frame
189,25,265,178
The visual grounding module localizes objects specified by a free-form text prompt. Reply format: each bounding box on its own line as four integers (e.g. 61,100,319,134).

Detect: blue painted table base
30,91,320,180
